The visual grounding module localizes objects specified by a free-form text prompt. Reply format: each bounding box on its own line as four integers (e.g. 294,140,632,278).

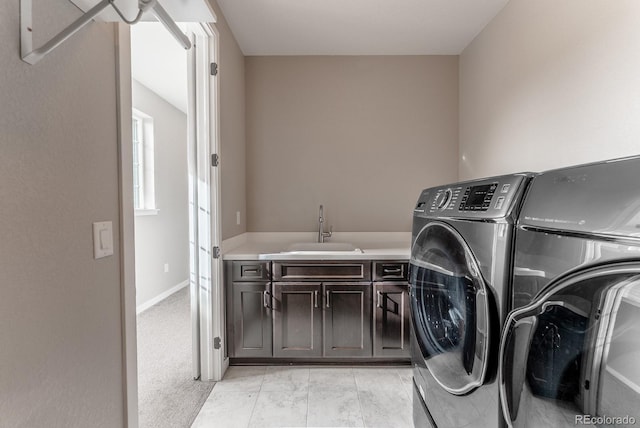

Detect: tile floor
191,366,415,428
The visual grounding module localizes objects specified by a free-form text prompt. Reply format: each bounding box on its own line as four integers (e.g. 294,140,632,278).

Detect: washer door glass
499,264,640,428
410,222,490,395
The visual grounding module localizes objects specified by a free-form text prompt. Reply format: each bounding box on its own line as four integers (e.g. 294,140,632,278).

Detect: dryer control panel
414,174,533,220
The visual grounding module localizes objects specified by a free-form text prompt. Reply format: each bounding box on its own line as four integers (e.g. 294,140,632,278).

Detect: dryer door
410,222,490,395
499,263,640,428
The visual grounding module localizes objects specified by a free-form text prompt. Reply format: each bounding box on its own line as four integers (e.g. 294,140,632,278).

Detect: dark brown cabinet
372,261,410,358
272,261,372,359
373,282,410,358
272,282,323,358
324,283,372,357
226,259,409,362
227,262,273,358
273,282,372,358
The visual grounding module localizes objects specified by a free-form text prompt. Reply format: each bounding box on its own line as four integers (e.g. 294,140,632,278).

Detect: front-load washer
501,156,640,427
410,173,533,427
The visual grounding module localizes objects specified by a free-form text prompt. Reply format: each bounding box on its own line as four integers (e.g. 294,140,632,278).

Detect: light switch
93,221,114,259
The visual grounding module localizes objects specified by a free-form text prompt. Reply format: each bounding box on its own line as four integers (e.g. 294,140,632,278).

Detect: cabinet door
273,282,323,358
232,282,272,358
373,282,410,358
324,283,372,358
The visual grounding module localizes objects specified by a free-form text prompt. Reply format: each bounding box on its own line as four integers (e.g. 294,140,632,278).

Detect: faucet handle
323,225,333,238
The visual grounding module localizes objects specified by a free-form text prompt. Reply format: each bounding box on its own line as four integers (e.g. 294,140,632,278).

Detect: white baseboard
137,279,189,314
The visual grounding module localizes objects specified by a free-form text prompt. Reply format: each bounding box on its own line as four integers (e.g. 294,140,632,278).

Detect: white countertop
222,232,411,261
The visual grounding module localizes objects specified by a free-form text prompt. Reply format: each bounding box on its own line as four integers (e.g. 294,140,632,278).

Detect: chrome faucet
317,204,333,243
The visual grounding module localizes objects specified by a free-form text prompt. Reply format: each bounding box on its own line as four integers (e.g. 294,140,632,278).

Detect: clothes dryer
410,174,532,427
501,156,640,427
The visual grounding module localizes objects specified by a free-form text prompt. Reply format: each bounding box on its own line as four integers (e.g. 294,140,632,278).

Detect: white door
186,23,227,382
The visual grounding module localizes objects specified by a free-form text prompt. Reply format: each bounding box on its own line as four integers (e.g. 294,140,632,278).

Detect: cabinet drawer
373,261,408,281
273,261,371,281
232,261,271,281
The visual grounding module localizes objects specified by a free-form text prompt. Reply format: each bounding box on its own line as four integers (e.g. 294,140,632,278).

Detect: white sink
285,242,362,253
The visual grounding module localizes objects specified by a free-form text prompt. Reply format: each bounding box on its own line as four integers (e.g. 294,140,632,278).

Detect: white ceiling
216,0,510,55
127,1,509,113
130,23,188,114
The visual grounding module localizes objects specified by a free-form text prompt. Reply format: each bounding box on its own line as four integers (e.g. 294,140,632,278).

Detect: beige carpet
137,287,214,428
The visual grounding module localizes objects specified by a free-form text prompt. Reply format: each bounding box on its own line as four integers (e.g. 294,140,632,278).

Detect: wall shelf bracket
20,0,191,65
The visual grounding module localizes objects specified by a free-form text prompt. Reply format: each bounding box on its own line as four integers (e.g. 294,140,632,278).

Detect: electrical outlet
164,263,169,273
236,211,241,225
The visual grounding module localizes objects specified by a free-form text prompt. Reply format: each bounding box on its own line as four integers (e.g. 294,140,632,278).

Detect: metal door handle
499,308,539,426
326,290,331,308
377,290,383,308
314,290,319,308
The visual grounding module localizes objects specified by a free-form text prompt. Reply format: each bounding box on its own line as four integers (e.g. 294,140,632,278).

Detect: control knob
435,188,452,210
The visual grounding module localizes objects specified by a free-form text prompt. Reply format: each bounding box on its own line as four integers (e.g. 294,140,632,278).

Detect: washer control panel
416,173,532,219
459,182,498,211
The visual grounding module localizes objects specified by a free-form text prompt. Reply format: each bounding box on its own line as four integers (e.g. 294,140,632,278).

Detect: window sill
135,209,159,216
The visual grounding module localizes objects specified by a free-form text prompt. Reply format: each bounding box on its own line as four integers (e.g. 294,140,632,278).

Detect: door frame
115,23,138,428
115,20,225,428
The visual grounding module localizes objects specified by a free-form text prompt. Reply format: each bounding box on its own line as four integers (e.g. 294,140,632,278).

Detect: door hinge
213,336,221,349
210,62,218,76
212,246,221,259
211,153,219,167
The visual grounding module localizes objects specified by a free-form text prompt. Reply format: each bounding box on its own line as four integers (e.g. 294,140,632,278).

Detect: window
132,109,156,215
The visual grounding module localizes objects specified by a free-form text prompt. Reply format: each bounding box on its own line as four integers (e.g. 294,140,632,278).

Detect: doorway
115,20,226,428
130,21,213,428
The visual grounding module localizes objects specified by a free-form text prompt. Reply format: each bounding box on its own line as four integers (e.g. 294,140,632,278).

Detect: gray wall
132,80,189,308
245,56,459,232
459,0,640,180
209,0,247,240
0,1,124,426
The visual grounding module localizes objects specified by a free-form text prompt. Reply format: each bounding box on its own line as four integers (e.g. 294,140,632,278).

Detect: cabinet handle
383,267,402,274
377,290,383,308
263,290,271,309
326,290,331,308
314,290,319,308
